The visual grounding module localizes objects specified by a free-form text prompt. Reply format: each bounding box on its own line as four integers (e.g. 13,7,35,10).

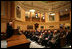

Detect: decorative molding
16,1,71,13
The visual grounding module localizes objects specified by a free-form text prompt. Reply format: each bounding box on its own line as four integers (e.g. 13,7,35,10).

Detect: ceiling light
48,2,55,16
36,16,38,18
43,14,45,19
50,13,55,15
29,9,35,12
65,9,68,11
29,1,35,13
49,13,55,15
43,16,45,19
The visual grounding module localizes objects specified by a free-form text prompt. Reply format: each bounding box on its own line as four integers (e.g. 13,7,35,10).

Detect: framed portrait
27,25,33,29
16,6,21,18
49,26,54,28
25,11,30,18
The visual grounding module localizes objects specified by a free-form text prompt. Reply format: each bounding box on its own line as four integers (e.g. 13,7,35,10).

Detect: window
49,15,55,21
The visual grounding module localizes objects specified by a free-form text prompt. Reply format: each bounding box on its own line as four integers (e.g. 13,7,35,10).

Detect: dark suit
6,23,14,38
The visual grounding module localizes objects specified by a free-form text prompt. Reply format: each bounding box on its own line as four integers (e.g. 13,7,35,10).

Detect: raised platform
7,34,31,48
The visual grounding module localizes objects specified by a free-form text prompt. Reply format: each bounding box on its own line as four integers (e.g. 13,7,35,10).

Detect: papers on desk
1,40,7,48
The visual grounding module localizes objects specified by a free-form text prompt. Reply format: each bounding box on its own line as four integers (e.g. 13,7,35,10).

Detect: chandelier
29,1,35,12
49,3,55,15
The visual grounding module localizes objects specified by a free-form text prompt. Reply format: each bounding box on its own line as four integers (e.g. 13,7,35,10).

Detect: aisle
27,39,45,48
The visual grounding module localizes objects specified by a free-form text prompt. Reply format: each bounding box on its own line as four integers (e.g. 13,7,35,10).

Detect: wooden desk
7,34,31,48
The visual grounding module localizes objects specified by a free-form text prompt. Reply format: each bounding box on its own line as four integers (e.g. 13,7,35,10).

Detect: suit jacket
6,23,14,38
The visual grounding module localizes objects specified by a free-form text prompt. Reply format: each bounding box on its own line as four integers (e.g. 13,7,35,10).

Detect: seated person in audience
41,30,52,46
38,29,42,36
44,30,53,47
38,31,45,45
25,30,29,37
30,30,39,41
56,30,61,48
44,30,52,41
52,29,60,47
35,29,39,35
68,30,71,45
31,30,41,42
48,38,56,48
65,27,71,45
59,27,66,47
26,30,31,38
44,30,48,39
53,29,58,38
29,30,33,39
59,28,66,39
35,29,41,36
30,31,35,40
38,33,43,44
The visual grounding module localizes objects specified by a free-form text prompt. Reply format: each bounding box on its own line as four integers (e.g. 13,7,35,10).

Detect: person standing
6,21,14,38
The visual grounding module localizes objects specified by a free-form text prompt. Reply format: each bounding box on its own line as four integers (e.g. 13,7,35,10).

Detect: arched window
25,11,30,21
49,13,55,21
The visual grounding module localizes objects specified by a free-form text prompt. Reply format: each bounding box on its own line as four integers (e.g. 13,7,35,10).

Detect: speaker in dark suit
6,21,14,38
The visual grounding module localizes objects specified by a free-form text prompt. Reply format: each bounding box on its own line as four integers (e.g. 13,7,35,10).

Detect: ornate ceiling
41,1,57,3
15,1,71,13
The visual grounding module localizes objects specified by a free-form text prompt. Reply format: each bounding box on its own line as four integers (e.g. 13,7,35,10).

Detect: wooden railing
25,17,30,21
32,17,40,22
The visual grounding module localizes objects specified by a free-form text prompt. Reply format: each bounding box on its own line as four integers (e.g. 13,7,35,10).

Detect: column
55,12,59,22
45,12,49,22
70,9,71,22
44,12,46,22
70,9,71,29
30,12,32,22
40,13,41,22
5,1,8,19
10,1,15,28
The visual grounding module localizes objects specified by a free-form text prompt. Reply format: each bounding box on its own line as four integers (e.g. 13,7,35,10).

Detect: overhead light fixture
65,9,68,11
29,9,35,12
29,1,35,12
50,13,55,15
49,2,55,16
43,13,45,19
43,16,45,19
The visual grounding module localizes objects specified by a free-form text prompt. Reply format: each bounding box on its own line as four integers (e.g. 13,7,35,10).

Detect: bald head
9,21,13,26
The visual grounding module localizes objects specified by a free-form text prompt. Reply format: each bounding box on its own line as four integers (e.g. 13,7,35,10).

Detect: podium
7,34,31,48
